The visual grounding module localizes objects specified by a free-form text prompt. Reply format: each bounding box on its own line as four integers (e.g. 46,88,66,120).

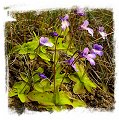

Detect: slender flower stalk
53,31,61,104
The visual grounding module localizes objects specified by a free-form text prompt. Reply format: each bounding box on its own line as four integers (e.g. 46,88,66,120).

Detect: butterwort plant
8,7,106,112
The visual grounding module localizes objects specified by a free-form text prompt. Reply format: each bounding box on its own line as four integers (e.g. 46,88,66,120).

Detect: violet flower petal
80,20,93,36
91,44,103,56
60,14,69,21
63,14,69,20
99,26,104,32
98,27,107,39
87,53,96,59
60,14,70,30
81,20,89,28
67,57,74,65
50,32,58,37
67,58,79,72
43,42,54,47
72,64,79,72
93,44,103,51
86,27,94,37
91,49,103,56
61,20,69,30
82,47,96,65
38,73,47,79
40,37,48,44
86,57,95,66
82,47,89,56
76,7,85,16
40,37,53,47
99,31,107,39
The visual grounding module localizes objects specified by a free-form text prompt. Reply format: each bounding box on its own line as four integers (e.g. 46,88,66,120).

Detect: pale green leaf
56,91,72,105
33,74,40,82
68,74,80,83
33,79,51,92
75,64,97,93
20,72,28,82
66,50,74,56
18,93,26,103
84,83,92,93
29,53,35,59
8,89,17,97
73,82,86,94
19,47,28,54
33,31,39,41
76,64,85,78
72,99,86,108
19,40,39,54
55,63,62,75
40,46,47,53
38,52,50,61
28,91,54,105
13,81,30,94
56,73,65,79
35,67,44,73
83,77,96,88
63,77,70,83
27,40,39,50
10,45,21,54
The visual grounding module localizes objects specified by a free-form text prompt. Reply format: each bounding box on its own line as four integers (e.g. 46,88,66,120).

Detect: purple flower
60,14,69,21
66,57,79,72
60,14,70,30
82,48,96,66
98,27,107,39
80,20,94,37
50,32,58,37
79,44,103,65
38,73,47,79
40,37,53,47
76,7,85,16
91,44,103,56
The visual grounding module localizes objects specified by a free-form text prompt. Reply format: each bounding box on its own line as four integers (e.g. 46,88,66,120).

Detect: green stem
53,39,57,104
53,32,62,104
